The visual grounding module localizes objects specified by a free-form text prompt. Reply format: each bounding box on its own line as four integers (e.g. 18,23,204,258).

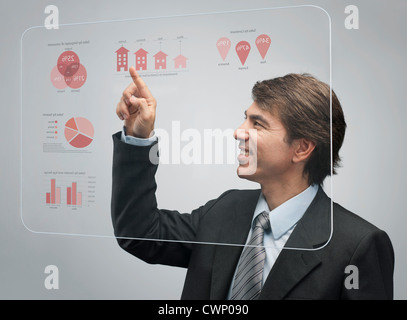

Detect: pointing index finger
129,66,152,99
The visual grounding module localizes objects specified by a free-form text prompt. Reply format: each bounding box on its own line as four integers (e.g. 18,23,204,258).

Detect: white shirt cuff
120,127,157,146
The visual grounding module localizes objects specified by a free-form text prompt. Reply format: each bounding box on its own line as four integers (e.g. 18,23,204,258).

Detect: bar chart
45,178,82,207
66,182,82,206
44,173,96,209
45,178,61,205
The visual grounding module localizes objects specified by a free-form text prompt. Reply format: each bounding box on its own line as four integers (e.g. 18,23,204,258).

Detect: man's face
234,102,297,184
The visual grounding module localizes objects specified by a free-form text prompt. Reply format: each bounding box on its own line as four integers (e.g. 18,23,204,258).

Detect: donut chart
64,117,94,148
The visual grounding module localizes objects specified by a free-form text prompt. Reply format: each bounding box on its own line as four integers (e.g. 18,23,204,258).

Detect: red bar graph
46,178,60,205
72,182,77,205
67,187,72,205
51,178,56,204
46,178,82,207
56,187,61,205
66,182,82,207
77,192,82,206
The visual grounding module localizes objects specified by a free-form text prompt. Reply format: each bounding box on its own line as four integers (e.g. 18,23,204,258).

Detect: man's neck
260,177,310,211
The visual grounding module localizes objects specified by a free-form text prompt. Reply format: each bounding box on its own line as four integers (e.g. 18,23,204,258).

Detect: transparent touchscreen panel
21,6,332,250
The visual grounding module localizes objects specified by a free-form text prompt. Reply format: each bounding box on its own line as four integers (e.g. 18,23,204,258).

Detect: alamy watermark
345,5,359,30
44,265,59,290
344,265,359,290
44,5,59,29
147,121,258,176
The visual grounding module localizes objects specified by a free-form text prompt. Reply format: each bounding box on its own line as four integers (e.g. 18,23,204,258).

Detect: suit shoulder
200,189,260,215
207,188,260,204
325,202,394,274
220,188,261,197
216,188,261,203
332,202,390,242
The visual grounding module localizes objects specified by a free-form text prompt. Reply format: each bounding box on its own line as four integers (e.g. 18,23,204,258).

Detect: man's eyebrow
244,110,269,126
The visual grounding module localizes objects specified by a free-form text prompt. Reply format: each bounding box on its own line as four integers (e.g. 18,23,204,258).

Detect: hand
116,66,157,138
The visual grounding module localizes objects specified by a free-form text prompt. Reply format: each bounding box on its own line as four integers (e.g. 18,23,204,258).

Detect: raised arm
112,68,198,268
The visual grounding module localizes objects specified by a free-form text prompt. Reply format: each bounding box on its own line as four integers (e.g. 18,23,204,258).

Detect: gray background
1,0,406,299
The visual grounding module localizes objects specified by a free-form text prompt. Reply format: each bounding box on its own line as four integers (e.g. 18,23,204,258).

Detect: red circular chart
64,117,94,148
50,65,67,89
57,51,80,77
64,64,87,89
51,51,87,89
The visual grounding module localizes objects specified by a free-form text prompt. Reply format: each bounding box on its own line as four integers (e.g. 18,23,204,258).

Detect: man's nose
234,124,249,141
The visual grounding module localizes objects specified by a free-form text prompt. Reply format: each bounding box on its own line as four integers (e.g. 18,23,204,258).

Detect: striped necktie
230,211,271,300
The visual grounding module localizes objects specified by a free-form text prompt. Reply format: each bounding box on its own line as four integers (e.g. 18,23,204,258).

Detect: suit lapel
259,222,321,299
259,186,331,299
209,187,331,300
210,189,261,300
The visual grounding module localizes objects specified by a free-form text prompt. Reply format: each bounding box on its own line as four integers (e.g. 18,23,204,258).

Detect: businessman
111,67,394,300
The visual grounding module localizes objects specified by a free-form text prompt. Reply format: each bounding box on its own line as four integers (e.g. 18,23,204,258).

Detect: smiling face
234,102,298,184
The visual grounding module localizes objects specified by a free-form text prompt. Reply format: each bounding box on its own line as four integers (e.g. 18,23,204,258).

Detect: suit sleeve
111,132,227,268
342,229,395,300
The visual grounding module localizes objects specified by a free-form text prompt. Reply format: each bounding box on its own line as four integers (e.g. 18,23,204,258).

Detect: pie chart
64,117,94,148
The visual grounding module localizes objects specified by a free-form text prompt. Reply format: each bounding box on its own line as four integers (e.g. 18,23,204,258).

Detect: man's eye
254,121,261,126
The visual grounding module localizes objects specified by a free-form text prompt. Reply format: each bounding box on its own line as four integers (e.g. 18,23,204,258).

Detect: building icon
154,51,168,70
115,46,130,72
135,48,148,71
174,54,188,69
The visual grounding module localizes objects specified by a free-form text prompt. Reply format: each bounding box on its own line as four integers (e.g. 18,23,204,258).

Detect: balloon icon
216,37,231,61
235,41,251,66
255,34,271,60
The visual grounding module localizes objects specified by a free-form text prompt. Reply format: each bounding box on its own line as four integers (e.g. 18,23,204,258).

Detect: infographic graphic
45,178,82,206
216,37,231,61
216,33,271,65
255,34,271,60
115,45,188,72
235,41,251,66
64,117,94,149
43,172,96,209
51,51,87,89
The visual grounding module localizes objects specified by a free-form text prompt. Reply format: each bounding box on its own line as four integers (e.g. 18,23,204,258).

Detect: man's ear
292,138,316,163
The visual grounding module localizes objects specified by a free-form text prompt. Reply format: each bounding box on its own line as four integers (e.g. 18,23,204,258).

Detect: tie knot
253,211,270,231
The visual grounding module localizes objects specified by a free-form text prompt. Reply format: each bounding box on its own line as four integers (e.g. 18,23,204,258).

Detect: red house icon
174,54,188,69
115,46,130,72
154,51,168,70
135,48,148,71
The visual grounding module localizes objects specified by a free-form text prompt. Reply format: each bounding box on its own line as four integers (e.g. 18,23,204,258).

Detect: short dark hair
252,73,346,185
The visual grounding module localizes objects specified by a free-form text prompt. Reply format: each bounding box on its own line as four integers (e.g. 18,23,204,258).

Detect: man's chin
237,164,258,180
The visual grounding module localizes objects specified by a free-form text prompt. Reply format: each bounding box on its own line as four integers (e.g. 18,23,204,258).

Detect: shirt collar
253,184,319,240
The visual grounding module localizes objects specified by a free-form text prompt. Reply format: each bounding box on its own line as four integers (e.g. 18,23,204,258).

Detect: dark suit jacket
111,132,394,300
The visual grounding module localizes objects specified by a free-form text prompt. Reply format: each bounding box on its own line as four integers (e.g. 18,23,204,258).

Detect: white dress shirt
226,184,318,299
